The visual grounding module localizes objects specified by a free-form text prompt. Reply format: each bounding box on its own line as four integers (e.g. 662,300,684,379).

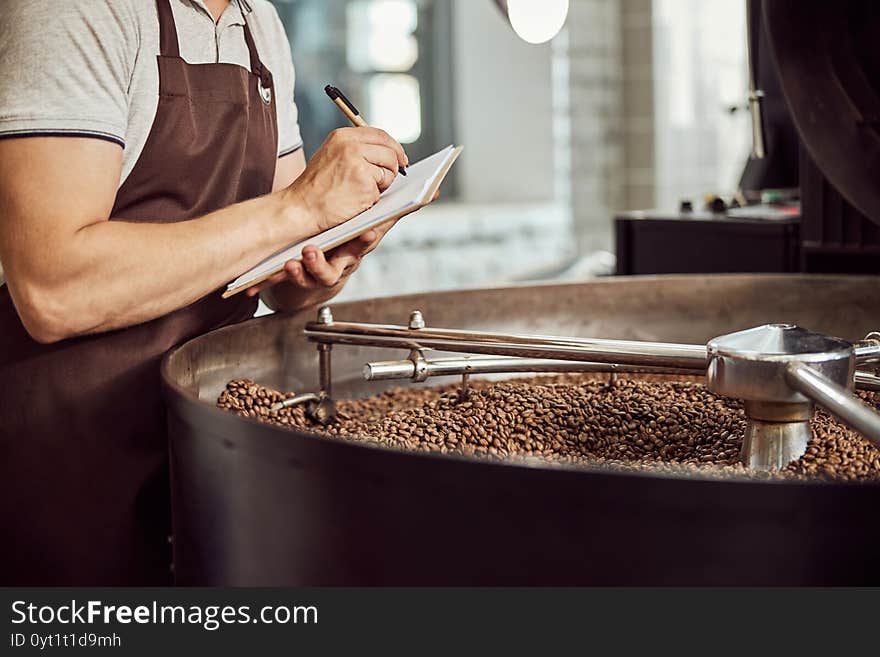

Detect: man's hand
256,135,438,314
285,127,408,233
252,220,396,311
254,186,440,313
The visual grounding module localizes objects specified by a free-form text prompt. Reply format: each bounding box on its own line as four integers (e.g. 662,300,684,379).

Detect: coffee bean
217,375,880,482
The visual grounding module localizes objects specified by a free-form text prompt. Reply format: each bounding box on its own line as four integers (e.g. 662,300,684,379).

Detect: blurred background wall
263,0,750,309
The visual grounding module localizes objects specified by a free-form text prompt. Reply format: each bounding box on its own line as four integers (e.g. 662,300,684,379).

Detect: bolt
409,310,426,330
317,306,334,325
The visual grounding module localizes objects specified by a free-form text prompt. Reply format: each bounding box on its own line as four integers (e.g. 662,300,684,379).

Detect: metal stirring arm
305,320,709,370
306,308,880,454
856,370,880,391
855,334,880,373
786,362,880,447
363,355,697,382
855,343,880,364
364,353,880,392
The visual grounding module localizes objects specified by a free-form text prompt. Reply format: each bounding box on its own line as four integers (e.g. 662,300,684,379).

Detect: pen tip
324,85,339,99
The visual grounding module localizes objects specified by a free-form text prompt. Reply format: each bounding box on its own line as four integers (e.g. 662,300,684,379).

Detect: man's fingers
373,219,398,239
359,229,379,244
361,144,400,172
350,221,397,258
381,167,397,190
302,245,346,287
284,259,312,289
242,249,360,298
328,234,374,264
346,230,378,254
356,230,387,257
351,127,409,168
368,165,398,191
361,145,401,190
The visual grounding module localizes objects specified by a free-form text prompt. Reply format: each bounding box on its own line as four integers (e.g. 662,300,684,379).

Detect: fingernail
305,251,316,262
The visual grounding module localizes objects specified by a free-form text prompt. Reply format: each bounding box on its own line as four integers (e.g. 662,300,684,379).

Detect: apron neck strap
156,0,181,58
156,0,272,88
242,18,273,89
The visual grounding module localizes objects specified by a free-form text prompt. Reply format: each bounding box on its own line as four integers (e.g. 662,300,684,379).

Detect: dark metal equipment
767,0,880,273
615,208,800,276
162,276,880,585
766,0,880,228
617,0,880,276
739,0,801,194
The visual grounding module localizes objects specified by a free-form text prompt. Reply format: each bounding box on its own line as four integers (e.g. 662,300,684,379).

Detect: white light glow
506,0,569,45
367,74,422,144
347,1,419,72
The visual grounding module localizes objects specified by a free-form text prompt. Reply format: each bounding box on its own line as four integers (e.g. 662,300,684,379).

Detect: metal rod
318,344,332,398
363,356,700,382
364,352,880,391
745,0,766,160
856,370,880,391
306,321,709,370
855,342,880,364
271,393,322,412
786,362,880,447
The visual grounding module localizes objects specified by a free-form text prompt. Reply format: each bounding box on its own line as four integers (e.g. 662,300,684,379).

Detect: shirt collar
184,0,249,28
220,1,247,29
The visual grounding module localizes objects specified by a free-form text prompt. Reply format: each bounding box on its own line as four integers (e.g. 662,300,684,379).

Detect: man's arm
272,147,308,193
0,127,407,343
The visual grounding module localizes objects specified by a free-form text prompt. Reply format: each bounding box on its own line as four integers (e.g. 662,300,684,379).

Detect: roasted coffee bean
217,375,880,482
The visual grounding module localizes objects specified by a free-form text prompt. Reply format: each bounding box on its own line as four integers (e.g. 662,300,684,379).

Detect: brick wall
563,0,655,253
621,0,656,211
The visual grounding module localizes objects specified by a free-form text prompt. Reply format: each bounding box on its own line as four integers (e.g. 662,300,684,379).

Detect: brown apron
0,0,278,585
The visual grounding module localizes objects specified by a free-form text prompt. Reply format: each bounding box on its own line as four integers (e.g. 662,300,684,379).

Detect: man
0,0,411,585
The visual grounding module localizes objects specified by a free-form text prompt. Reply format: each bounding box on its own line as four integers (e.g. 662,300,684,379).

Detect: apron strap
242,18,273,90
156,0,181,59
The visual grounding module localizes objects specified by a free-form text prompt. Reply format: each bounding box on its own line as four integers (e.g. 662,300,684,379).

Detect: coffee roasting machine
162,0,880,584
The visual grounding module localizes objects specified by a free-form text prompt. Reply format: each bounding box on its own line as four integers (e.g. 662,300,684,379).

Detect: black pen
325,84,407,176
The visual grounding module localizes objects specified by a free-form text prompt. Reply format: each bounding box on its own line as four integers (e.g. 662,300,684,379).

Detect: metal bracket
409,349,430,383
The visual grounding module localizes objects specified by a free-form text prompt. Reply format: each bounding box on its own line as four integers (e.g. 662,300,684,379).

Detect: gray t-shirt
0,0,303,186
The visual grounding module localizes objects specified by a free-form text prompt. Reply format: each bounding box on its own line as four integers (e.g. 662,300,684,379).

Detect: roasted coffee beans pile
217,374,880,481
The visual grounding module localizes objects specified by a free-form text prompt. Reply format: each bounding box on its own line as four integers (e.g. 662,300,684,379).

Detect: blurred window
652,0,751,209
270,0,452,166
347,1,419,72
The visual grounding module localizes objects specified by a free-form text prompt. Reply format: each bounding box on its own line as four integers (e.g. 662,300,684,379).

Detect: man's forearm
9,191,310,341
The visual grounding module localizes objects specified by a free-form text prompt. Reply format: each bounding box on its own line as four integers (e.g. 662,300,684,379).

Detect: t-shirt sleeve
265,4,304,158
0,0,136,147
